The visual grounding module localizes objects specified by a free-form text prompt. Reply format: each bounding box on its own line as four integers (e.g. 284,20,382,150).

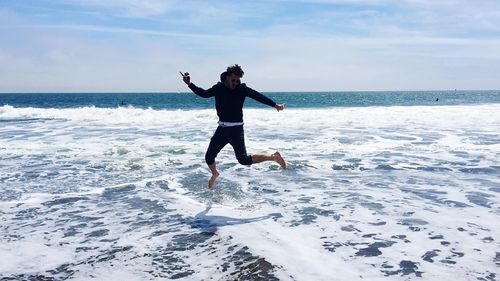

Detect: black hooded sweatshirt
188,72,277,123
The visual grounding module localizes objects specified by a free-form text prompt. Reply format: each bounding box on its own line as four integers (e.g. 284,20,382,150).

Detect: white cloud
3,22,498,92
1,1,500,92
31,24,219,39
63,0,177,17
235,33,500,91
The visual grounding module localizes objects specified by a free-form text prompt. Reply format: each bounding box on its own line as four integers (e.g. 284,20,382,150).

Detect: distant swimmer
436,98,439,102
180,64,287,188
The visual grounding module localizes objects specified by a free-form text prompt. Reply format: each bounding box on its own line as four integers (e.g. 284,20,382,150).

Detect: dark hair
226,64,244,77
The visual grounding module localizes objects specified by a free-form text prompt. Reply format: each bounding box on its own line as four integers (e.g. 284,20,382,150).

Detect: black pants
205,125,253,166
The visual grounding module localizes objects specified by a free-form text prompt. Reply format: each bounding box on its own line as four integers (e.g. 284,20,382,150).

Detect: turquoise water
1,90,499,109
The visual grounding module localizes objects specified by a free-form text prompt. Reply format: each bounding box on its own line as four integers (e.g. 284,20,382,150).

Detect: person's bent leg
251,152,287,169
230,126,286,169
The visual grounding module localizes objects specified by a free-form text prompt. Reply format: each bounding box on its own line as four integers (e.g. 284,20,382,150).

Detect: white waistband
218,121,244,127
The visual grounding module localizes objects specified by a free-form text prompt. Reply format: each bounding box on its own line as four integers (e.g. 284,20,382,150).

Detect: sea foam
0,104,498,280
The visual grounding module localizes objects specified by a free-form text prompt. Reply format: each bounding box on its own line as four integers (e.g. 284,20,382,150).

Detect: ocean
0,91,499,280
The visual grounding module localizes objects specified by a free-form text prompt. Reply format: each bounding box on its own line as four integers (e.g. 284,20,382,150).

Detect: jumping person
180,64,287,188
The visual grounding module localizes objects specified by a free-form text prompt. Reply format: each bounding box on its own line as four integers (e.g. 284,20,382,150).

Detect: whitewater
0,104,499,280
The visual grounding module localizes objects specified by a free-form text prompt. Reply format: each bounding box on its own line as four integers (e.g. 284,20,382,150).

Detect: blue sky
1,0,500,92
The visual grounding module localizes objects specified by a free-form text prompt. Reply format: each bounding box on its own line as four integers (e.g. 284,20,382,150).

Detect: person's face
225,73,241,90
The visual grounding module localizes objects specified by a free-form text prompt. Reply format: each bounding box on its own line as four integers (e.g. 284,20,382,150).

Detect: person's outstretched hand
179,71,190,85
275,103,285,112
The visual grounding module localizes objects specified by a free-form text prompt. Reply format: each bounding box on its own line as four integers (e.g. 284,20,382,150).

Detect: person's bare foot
208,171,219,189
273,151,287,169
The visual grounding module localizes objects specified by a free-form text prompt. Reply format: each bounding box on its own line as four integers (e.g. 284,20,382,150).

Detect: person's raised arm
179,71,215,98
244,85,285,112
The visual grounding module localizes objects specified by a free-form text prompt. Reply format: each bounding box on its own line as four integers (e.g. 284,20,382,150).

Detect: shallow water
0,104,499,280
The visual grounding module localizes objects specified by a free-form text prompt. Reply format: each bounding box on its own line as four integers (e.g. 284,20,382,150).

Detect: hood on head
220,71,227,83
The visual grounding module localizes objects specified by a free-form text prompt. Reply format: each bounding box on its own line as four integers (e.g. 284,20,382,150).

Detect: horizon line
1,89,499,94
